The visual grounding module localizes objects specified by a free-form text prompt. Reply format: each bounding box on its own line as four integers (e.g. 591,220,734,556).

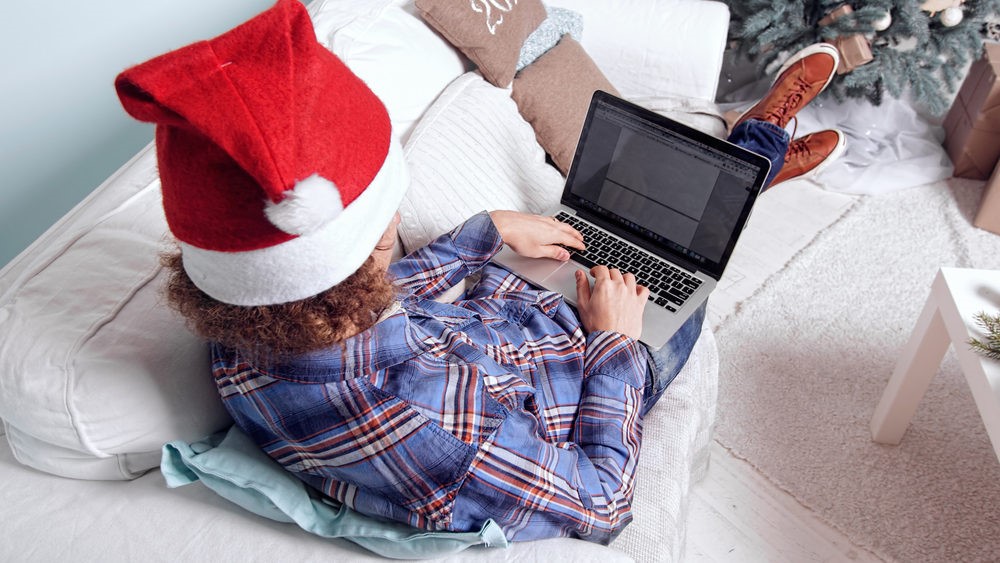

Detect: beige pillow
415,0,546,87
511,36,619,174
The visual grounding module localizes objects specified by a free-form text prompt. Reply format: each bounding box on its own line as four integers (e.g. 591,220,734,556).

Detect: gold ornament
920,0,953,15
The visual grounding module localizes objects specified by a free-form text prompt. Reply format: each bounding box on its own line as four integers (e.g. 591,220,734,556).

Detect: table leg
870,291,951,444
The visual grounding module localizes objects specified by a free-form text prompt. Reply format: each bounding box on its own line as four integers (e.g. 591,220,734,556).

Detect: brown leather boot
769,129,847,188
734,43,840,130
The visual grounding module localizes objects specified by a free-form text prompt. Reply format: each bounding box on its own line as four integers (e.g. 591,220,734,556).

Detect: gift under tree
723,0,1000,115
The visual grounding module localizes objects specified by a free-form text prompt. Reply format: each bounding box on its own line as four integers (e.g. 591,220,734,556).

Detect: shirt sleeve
571,330,650,538
389,211,502,301
457,330,650,544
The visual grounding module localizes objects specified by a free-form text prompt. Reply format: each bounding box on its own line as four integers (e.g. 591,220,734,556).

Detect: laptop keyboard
555,211,702,312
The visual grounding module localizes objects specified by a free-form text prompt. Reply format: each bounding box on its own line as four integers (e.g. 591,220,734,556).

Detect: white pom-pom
265,174,344,235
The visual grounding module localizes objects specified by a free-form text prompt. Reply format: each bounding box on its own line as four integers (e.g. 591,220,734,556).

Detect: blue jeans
640,119,788,415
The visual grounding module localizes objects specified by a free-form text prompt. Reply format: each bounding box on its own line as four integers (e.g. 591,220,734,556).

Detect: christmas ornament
920,0,954,15
988,21,1000,42
940,5,964,26
920,0,966,26
873,11,893,32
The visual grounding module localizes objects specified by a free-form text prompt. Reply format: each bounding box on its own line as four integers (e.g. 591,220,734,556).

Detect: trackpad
542,262,591,306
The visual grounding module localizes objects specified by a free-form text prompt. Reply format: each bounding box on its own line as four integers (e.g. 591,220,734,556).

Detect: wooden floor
683,442,884,563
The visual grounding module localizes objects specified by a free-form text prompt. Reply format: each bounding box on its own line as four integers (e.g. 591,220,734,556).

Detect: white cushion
309,0,466,145
545,0,730,103
0,147,231,480
398,72,565,253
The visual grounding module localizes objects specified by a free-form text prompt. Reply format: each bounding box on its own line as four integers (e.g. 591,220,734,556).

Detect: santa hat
115,0,407,306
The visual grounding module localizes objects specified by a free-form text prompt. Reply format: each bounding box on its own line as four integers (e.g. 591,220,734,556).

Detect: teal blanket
162,425,507,559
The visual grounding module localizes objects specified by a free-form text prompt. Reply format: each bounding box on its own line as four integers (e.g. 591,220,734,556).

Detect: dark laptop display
562,91,770,280
493,90,771,350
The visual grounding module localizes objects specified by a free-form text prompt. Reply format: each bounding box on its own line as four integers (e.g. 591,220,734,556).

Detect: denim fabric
640,302,706,416
727,118,790,188
639,119,788,415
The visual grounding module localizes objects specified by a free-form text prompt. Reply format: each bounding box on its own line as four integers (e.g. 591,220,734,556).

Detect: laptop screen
562,91,769,278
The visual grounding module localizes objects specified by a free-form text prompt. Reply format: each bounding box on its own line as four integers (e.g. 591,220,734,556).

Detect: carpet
712,177,1000,562
707,181,856,329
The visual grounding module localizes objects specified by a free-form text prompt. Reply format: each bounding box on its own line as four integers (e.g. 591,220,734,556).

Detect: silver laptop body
494,91,771,350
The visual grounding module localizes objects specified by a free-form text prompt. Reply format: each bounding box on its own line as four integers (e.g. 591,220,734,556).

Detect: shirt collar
267,302,427,380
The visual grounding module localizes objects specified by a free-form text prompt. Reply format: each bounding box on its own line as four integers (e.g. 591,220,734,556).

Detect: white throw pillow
398,72,565,253
309,0,466,144
544,0,730,103
0,149,231,480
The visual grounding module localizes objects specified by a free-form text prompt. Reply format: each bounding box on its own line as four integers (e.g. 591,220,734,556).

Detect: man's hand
489,210,585,261
574,266,648,341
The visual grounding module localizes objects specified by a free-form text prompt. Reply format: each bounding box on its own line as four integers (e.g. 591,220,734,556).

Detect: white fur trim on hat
264,174,344,236
180,141,408,306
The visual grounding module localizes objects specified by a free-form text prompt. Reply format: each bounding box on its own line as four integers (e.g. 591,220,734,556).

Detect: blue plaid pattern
213,212,650,544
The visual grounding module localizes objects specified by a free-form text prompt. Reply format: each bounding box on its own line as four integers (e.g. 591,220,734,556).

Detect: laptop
494,90,771,350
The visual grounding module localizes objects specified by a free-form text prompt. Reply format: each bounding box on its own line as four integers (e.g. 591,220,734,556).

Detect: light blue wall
0,0,276,269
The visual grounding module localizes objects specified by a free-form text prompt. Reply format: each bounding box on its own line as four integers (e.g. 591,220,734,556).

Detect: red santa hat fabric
115,0,407,306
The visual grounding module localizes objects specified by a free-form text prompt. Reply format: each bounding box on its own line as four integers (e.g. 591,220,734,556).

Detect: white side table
871,267,1000,461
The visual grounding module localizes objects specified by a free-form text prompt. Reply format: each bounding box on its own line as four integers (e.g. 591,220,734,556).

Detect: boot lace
763,74,812,127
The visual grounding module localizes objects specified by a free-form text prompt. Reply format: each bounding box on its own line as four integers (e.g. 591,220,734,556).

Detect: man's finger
556,221,585,242
590,265,610,279
541,245,571,261
575,269,591,305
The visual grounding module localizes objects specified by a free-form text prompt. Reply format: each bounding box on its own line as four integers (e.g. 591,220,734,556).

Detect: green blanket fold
161,425,507,559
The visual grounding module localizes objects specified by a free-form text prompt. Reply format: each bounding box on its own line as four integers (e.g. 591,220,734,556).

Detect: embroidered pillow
511,36,619,174
516,6,582,71
415,0,546,88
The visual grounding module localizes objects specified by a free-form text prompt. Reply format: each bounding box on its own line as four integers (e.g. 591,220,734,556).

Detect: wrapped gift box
943,42,1000,180
975,161,1000,235
817,4,873,75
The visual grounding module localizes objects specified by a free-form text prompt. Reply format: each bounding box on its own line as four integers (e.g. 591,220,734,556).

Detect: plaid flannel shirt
212,212,650,544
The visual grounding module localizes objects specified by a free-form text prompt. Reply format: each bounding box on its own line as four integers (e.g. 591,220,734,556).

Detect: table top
936,267,1000,413
937,267,1000,343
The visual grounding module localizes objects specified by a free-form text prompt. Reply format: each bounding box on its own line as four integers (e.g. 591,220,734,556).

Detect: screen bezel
560,90,772,280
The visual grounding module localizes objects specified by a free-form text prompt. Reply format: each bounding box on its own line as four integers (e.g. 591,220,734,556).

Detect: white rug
712,177,1000,562
707,180,857,329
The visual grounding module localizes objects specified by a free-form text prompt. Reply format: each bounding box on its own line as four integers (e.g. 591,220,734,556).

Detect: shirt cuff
448,211,504,271
582,331,649,389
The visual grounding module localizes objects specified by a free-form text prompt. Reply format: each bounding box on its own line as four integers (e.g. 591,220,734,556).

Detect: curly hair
161,249,397,359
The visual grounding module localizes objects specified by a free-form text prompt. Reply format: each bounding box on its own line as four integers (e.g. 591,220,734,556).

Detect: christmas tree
723,0,1000,115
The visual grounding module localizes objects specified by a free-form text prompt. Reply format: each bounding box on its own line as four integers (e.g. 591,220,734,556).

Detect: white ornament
941,6,964,26
873,11,892,31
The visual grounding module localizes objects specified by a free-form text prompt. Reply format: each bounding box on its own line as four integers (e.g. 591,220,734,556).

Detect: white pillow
544,0,730,103
398,72,565,253
0,150,231,480
309,0,467,144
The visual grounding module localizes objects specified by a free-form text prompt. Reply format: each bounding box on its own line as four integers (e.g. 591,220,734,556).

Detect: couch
0,0,730,560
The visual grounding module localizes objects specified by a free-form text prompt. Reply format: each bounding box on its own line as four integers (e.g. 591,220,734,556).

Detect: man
116,0,839,545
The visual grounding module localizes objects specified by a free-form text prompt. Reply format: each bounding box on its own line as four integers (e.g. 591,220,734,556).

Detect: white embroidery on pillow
470,0,517,35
